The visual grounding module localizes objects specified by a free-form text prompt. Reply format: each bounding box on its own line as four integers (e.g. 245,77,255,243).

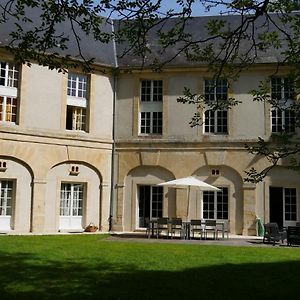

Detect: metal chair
169,218,182,239
146,218,157,238
190,219,204,239
156,217,169,239
263,223,287,245
204,219,217,240
216,220,229,239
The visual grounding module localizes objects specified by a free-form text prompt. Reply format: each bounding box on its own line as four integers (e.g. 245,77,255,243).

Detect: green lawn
0,235,300,299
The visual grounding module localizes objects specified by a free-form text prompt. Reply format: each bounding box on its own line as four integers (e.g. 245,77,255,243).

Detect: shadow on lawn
0,251,299,300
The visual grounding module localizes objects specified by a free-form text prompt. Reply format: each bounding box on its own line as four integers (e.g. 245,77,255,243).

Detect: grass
0,235,300,299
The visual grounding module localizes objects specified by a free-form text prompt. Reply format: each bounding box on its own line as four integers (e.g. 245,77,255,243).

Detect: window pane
217,187,228,220
152,80,163,102
60,183,84,217
152,111,163,134
271,78,283,101
141,80,151,102
0,61,18,88
284,78,294,100
203,191,215,219
68,74,87,98
0,96,3,121
0,180,13,216
216,110,228,133
284,110,295,133
204,110,215,133
0,62,6,86
216,79,228,101
285,188,296,221
140,112,151,134
271,109,282,133
5,97,17,123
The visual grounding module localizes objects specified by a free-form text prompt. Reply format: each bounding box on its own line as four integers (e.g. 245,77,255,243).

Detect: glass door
138,185,163,228
59,183,84,230
0,180,13,231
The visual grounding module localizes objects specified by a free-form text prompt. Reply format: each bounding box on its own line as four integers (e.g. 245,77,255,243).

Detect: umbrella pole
186,186,190,222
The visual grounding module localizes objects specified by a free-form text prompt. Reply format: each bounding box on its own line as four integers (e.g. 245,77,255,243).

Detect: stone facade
0,52,299,235
113,68,300,235
0,56,113,233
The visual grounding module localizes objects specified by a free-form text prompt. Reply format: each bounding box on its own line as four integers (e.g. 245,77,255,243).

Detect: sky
157,0,223,16
103,0,224,18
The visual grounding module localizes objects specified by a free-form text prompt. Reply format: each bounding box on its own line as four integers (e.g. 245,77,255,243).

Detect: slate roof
0,1,297,69
116,13,293,68
0,2,117,67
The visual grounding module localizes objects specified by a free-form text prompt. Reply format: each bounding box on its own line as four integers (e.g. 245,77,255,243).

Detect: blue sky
102,0,224,18
157,0,223,16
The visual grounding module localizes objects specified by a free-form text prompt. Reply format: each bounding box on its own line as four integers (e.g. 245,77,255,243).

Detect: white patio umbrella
157,176,220,220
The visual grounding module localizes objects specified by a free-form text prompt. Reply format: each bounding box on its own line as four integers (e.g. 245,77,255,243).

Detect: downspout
109,72,117,231
109,19,118,232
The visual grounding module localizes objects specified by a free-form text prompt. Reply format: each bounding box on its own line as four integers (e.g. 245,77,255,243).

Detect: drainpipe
109,72,117,232
109,19,118,232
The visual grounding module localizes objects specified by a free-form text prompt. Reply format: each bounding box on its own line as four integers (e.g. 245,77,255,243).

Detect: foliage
1,0,300,180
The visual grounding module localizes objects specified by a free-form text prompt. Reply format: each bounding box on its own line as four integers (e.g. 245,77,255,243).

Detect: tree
0,0,299,181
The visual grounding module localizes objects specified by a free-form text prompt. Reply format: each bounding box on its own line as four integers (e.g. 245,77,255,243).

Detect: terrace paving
107,232,296,248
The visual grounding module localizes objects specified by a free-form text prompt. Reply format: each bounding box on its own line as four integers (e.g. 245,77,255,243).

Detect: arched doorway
194,165,243,234
124,166,175,231
46,161,102,232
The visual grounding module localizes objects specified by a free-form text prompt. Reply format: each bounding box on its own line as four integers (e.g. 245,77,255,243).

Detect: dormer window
139,80,163,135
66,73,88,132
0,61,19,124
271,77,295,133
204,79,228,134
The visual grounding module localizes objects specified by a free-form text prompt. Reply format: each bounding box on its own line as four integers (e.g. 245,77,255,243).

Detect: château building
0,9,299,235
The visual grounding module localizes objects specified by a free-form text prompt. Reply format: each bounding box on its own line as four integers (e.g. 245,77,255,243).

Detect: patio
107,232,294,247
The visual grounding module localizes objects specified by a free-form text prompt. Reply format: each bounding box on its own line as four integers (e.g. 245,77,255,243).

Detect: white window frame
66,73,88,132
284,188,297,222
67,74,87,99
203,79,228,134
0,61,19,124
202,187,229,220
0,61,19,88
139,80,163,135
60,183,84,217
0,180,13,216
0,96,18,123
271,77,295,133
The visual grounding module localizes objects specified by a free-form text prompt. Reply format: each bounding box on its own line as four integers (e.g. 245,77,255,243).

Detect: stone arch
0,155,33,232
44,160,103,232
123,165,175,231
193,165,244,234
262,166,300,226
51,160,103,181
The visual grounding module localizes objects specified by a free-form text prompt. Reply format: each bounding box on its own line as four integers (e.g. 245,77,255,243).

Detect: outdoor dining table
148,218,187,239
187,220,226,240
147,219,226,240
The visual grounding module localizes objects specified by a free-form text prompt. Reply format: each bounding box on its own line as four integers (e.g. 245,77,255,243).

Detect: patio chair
169,218,183,239
216,220,230,239
204,219,217,240
190,219,204,239
156,217,169,239
263,223,287,245
146,218,157,238
287,226,300,246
